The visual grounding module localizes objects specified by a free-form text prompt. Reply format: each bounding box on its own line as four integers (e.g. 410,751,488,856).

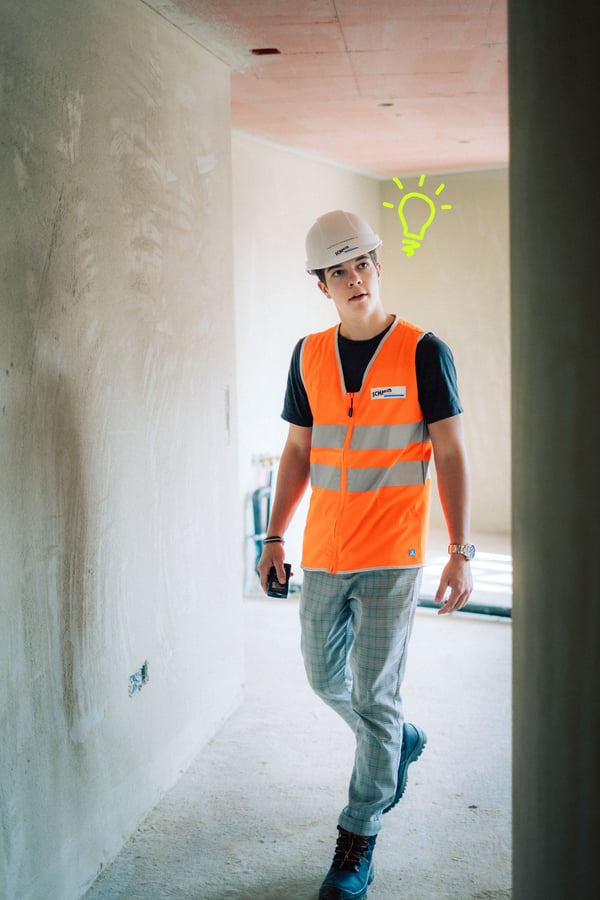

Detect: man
257,210,474,900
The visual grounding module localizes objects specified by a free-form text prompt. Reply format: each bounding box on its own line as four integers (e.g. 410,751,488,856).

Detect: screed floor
85,537,512,900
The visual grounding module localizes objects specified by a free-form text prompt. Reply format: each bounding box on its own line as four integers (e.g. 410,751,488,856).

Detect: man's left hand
434,555,473,615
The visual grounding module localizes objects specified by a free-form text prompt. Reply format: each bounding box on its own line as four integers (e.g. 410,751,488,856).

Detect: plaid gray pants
300,567,422,836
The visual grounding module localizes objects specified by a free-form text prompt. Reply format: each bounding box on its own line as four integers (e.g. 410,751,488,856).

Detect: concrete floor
84,550,512,900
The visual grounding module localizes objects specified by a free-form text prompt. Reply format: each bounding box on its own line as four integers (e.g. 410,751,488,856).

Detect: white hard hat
305,210,382,275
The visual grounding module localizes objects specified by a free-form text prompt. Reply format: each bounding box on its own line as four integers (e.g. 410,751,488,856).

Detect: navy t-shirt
282,324,463,427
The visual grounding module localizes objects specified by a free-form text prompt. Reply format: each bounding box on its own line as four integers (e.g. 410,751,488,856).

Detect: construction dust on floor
84,593,512,900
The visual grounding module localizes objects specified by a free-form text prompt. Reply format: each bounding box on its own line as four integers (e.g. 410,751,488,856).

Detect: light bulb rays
383,175,453,257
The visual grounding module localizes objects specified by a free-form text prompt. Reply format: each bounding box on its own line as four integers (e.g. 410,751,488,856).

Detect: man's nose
348,271,362,285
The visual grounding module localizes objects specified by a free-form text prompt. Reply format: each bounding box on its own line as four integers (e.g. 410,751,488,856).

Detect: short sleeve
416,333,463,424
281,338,313,426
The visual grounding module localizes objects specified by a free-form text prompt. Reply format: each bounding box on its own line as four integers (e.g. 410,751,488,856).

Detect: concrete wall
0,2,243,899
380,169,510,533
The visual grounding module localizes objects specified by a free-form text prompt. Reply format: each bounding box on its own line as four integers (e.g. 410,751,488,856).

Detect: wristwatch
448,543,476,561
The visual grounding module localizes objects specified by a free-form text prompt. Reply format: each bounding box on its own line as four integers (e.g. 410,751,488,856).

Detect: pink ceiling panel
465,45,508,94
231,73,360,105
349,47,474,78
334,0,501,22
248,51,356,81
340,15,493,54
240,23,346,54
355,71,478,100
169,0,508,175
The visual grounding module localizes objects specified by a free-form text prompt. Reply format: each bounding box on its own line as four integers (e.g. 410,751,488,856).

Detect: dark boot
318,826,377,900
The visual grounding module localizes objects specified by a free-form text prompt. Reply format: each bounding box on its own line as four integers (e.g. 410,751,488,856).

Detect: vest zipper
331,393,356,572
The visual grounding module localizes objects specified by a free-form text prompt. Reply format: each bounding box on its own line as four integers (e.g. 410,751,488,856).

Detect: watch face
465,544,475,560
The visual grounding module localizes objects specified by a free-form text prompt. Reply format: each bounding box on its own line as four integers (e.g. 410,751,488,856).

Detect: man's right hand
257,541,292,595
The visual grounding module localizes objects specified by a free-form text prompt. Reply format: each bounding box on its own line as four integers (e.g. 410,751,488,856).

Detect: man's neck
338,311,394,341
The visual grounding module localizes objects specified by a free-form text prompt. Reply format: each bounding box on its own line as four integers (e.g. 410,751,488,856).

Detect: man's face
318,254,382,318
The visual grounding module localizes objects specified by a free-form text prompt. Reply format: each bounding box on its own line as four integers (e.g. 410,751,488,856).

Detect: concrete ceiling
144,0,508,179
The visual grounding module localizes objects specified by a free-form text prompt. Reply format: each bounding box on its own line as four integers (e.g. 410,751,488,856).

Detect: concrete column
510,2,600,897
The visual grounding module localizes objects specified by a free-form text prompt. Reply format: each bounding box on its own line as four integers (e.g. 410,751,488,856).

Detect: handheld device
267,564,291,598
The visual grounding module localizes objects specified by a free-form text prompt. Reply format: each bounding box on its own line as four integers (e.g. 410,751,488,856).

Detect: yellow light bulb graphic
383,175,452,257
398,192,436,256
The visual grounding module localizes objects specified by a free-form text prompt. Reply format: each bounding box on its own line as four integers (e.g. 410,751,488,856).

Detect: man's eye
331,269,343,277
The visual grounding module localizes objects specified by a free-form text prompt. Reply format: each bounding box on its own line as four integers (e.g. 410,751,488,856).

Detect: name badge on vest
370,386,406,400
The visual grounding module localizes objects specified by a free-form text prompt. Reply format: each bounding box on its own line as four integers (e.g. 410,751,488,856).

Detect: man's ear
317,280,331,298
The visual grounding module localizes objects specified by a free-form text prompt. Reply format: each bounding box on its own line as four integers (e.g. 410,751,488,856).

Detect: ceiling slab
143,0,508,178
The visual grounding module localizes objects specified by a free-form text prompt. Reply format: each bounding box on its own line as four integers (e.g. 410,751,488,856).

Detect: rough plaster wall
379,169,510,534
231,132,381,592
0,2,242,898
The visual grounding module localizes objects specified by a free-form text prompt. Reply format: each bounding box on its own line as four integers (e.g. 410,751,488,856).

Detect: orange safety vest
300,317,432,573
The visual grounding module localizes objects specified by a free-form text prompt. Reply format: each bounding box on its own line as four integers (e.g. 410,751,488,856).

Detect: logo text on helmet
334,244,359,256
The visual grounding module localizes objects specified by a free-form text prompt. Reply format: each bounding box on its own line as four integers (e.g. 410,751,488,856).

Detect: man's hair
315,249,379,285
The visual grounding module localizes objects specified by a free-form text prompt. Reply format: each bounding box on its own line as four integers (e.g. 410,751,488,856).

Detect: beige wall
233,144,510,592
232,132,383,590
0,2,242,898
380,169,510,533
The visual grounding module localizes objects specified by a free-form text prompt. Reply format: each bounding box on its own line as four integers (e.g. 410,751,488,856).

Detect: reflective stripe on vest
300,317,432,573
311,458,430,492
312,421,428,452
